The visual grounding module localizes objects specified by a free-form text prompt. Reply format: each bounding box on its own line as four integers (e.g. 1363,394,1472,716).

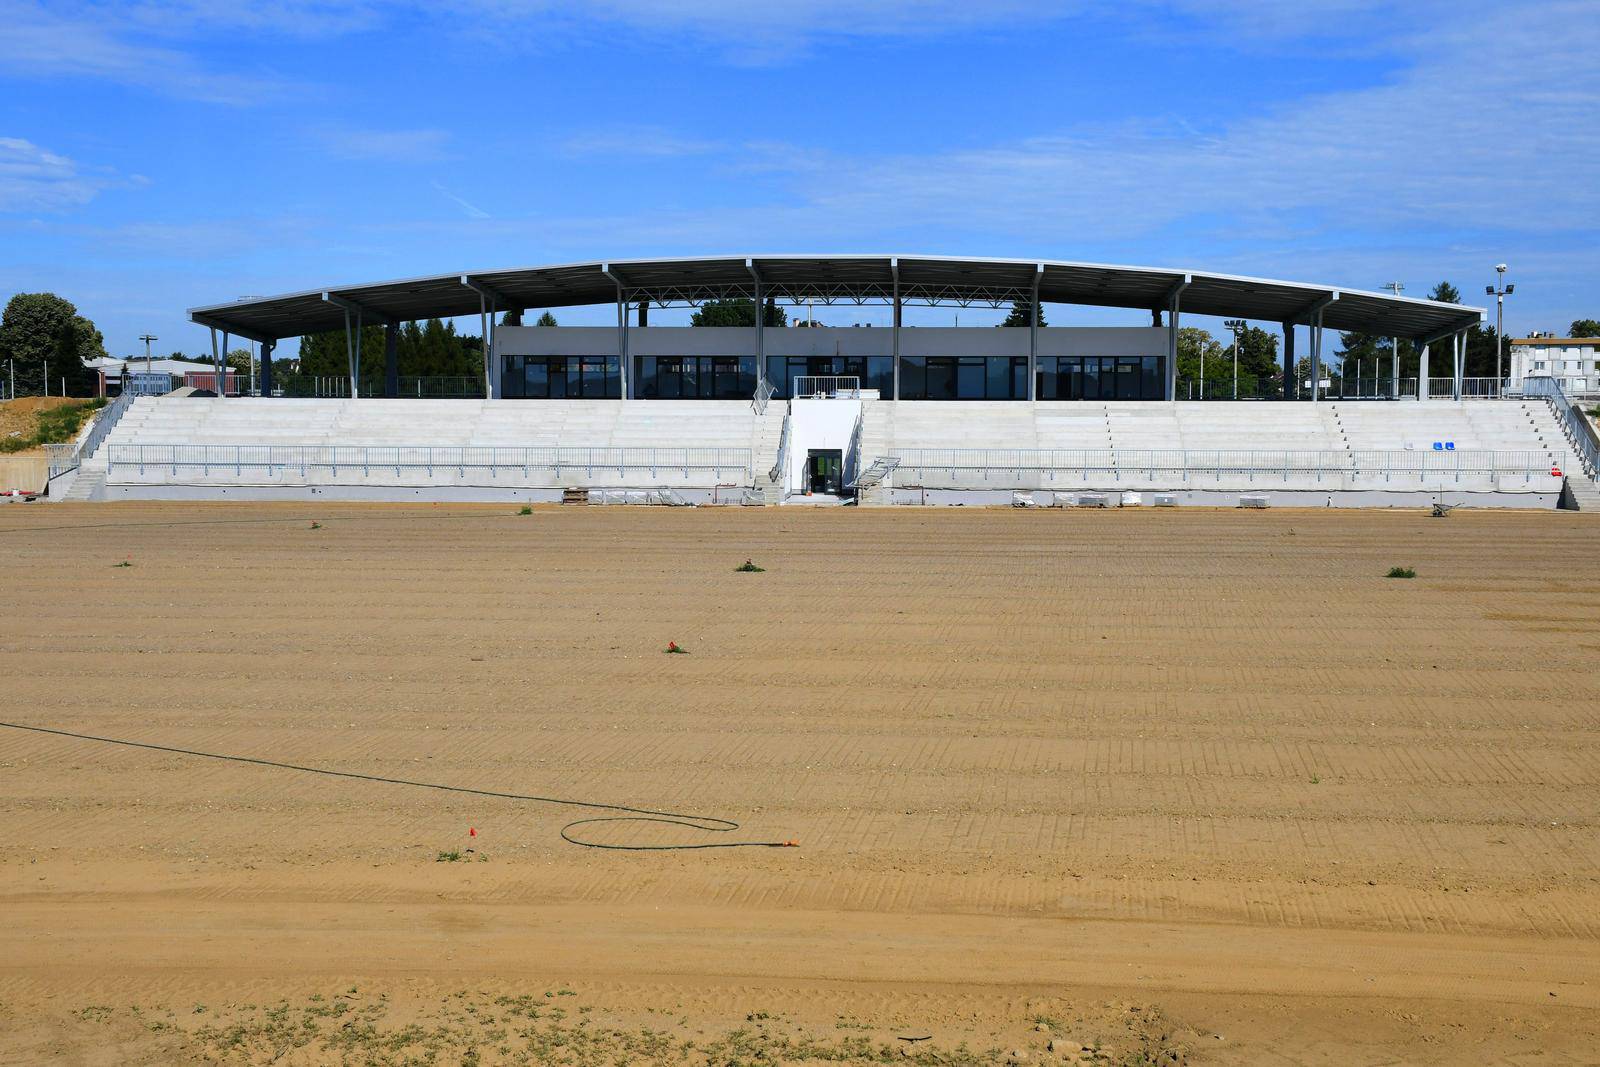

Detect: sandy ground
2,502,1599,1065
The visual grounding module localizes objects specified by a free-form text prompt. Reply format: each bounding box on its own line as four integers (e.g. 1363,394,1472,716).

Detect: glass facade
1039,356,1163,400
766,356,894,399
898,356,1030,401
636,356,758,399
501,349,1166,400
502,355,620,398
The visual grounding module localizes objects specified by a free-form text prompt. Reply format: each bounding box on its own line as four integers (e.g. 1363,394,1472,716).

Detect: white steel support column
1028,263,1042,402
600,266,631,399
891,258,901,401
1392,335,1400,399
220,330,230,398
487,296,499,399
1163,275,1190,401
747,259,764,396
1418,342,1430,400
477,295,489,399
208,327,220,396
1453,331,1463,400
342,309,363,400
1310,309,1323,403
616,293,627,394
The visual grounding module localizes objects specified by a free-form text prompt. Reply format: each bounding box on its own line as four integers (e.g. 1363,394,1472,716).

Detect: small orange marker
783,840,800,847
468,827,477,837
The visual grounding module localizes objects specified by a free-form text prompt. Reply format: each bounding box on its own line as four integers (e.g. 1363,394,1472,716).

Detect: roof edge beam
1288,291,1339,326
188,312,275,345
459,275,516,310
1161,274,1192,308
322,292,395,327
1416,314,1482,348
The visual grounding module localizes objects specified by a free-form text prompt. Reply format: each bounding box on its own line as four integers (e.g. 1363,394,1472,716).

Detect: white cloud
559,125,721,159
740,2,1599,244
317,127,453,162
0,137,116,211
0,0,299,103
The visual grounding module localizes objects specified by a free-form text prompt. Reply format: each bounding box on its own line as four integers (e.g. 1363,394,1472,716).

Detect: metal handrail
752,378,776,415
44,390,136,479
846,407,865,487
793,375,861,399
892,447,1561,478
768,406,790,486
107,443,754,482
43,443,78,479
1522,377,1599,478
79,390,135,461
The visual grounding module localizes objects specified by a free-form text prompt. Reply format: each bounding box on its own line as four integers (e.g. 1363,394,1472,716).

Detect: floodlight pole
139,333,157,380
1487,265,1512,390
1224,319,1245,400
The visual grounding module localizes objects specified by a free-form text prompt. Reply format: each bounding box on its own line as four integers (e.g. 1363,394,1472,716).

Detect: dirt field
2,502,1599,1065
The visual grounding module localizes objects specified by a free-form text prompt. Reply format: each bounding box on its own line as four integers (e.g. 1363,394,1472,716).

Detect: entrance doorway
806,449,843,495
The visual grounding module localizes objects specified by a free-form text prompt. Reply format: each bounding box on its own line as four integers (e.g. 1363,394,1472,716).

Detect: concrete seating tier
101,397,781,491
865,399,1572,498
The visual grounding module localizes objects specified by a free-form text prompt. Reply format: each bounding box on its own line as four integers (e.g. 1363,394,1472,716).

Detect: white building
1510,336,1600,398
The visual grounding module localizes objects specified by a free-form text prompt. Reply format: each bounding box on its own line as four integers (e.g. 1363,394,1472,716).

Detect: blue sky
1,0,1596,356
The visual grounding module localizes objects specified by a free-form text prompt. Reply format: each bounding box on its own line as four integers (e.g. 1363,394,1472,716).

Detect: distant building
1510,336,1600,398
89,358,234,396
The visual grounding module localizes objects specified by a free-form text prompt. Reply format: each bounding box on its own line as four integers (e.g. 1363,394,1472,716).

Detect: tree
0,293,107,395
534,311,558,327
689,298,786,327
1337,332,1417,385
1234,326,1280,385
1001,299,1046,328
296,325,383,379
1570,319,1600,338
1174,327,1226,387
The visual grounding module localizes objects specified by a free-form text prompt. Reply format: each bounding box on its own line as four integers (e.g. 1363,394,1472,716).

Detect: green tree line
0,293,109,395
290,318,484,381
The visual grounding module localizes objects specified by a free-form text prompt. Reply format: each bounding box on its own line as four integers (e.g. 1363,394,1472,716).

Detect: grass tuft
1386,566,1416,579
664,641,688,655
435,850,461,863
735,559,765,572
518,505,533,515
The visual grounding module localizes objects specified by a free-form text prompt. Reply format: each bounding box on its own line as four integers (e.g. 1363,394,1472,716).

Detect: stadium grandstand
44,255,1600,509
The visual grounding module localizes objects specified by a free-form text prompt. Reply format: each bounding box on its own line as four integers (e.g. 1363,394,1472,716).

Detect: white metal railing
793,375,861,399
846,406,865,486
753,378,776,415
768,407,790,486
43,443,78,480
43,390,136,479
126,372,176,396
107,443,754,483
397,376,484,399
1425,377,1502,399
1522,377,1599,478
890,447,1562,484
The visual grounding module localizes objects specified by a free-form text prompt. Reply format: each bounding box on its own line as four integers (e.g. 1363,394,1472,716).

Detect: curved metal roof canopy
189,254,1483,344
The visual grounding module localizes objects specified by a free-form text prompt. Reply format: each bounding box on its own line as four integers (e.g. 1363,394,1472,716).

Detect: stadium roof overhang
189,255,1484,344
